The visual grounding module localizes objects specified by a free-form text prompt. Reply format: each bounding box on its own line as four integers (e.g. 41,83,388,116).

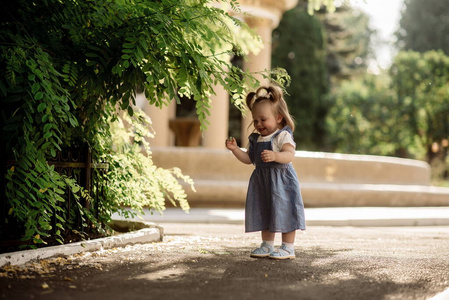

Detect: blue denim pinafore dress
245,126,306,233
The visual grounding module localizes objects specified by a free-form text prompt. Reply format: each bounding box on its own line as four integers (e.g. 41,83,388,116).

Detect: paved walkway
1,223,449,300
113,206,449,227
2,206,449,268
2,206,449,299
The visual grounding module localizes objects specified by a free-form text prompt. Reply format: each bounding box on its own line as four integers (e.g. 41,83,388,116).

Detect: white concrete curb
428,288,449,300
0,226,162,267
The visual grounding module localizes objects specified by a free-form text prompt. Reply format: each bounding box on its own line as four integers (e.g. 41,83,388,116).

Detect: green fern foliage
0,0,266,248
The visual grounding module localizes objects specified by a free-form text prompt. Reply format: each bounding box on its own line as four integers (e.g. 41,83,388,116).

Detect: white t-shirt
256,129,296,152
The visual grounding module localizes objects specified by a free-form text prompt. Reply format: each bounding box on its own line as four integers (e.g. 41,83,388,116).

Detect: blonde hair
245,85,295,132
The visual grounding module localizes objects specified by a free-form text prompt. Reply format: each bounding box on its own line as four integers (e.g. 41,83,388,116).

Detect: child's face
251,101,283,136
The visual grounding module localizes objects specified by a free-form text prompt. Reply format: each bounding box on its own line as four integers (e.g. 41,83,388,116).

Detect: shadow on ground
0,243,434,300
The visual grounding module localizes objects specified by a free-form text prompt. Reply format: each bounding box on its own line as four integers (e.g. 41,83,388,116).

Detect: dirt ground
1,224,449,300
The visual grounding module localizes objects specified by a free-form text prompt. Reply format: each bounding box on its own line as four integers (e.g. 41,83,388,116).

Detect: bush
0,0,262,248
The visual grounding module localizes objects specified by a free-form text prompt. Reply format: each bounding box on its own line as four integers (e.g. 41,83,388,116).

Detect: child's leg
262,230,275,242
282,230,296,244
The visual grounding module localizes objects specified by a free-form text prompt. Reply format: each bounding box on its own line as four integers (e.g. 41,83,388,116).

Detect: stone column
202,82,229,149
140,96,175,147
241,17,274,141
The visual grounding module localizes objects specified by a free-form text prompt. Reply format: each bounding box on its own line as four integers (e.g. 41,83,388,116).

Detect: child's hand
261,150,276,162
225,137,238,151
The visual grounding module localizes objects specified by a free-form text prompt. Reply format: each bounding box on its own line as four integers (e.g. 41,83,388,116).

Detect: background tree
326,74,399,156
272,4,329,150
395,0,449,181
390,50,449,179
272,0,449,184
272,2,373,150
396,0,449,55
321,4,373,84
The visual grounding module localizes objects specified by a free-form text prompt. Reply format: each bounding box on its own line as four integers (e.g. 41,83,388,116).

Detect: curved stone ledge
293,151,431,185
151,147,447,207
180,180,449,208
152,147,431,185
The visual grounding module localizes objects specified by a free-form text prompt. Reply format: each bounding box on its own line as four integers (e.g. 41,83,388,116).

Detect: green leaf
69,117,78,127
71,185,80,193
33,236,43,244
34,92,44,100
43,123,53,132
37,103,46,112
51,140,62,151
42,114,50,122
55,188,65,194
123,43,135,48
16,189,25,198
31,83,40,94
41,141,52,150
86,52,99,58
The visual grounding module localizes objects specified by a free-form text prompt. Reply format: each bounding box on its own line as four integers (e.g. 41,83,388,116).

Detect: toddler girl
225,85,306,260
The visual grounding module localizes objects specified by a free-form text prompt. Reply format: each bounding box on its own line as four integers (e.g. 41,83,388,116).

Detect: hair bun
246,85,284,109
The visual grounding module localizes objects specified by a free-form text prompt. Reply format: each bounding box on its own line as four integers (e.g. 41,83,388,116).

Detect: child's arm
261,143,295,164
225,137,252,165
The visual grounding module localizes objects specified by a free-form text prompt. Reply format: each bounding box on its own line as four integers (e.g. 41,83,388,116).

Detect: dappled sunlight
133,265,187,282
2,225,448,299
322,270,357,281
